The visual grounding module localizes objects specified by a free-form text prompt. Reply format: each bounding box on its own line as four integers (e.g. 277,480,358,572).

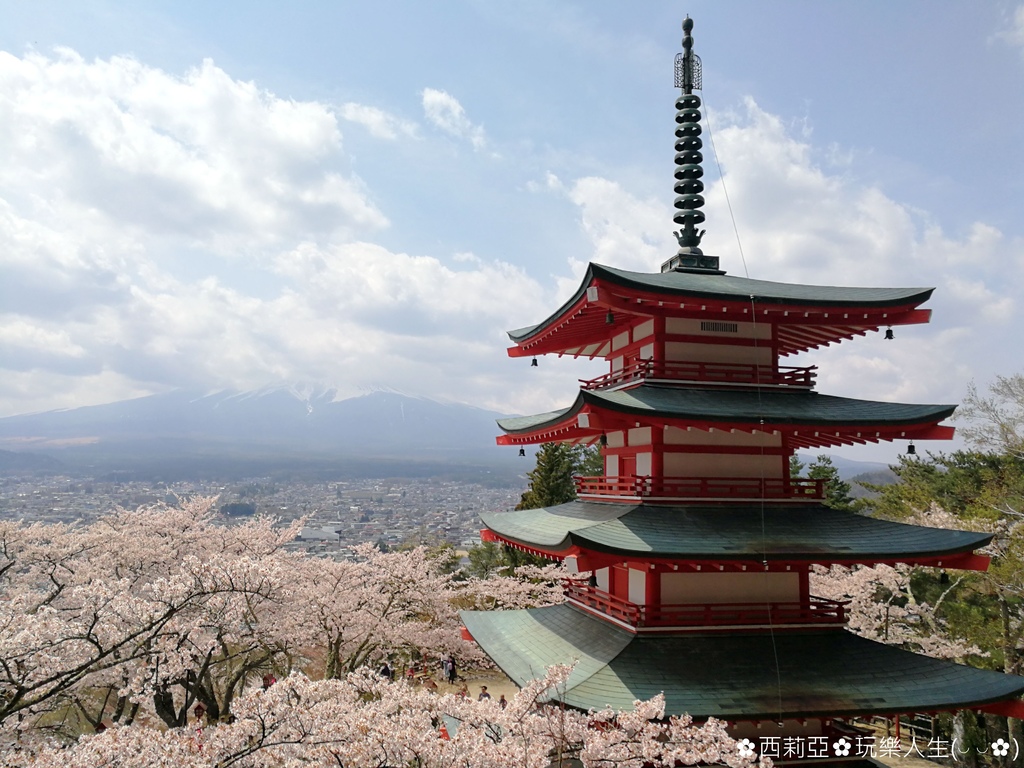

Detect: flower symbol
991,739,1009,757
736,738,756,758
833,737,851,757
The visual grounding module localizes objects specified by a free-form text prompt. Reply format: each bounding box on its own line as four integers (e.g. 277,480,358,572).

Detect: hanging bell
518,447,526,457
599,433,608,447
884,327,894,340
531,357,538,367
906,442,916,456
605,311,615,325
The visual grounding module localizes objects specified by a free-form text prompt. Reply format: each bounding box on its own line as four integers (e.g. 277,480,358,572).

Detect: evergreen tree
465,540,506,578
807,454,854,511
515,443,597,510
395,535,462,576
465,443,604,573
577,445,603,477
789,453,806,479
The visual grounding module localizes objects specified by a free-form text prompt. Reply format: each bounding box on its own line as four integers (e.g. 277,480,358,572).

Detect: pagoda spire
664,16,722,274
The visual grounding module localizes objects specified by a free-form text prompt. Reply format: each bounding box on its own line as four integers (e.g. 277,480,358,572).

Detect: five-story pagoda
461,16,1024,744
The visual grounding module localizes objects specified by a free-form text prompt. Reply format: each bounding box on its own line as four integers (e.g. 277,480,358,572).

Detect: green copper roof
480,501,992,561
496,385,956,434
461,603,1024,719
508,263,934,342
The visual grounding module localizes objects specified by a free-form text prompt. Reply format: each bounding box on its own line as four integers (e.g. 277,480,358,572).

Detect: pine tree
465,443,604,572
577,445,603,477
465,540,506,578
806,454,854,511
789,453,806,479
515,443,595,510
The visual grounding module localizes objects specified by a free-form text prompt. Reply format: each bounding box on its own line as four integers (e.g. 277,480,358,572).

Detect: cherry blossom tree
1,496,756,767
811,504,988,660
284,544,570,679
0,497,302,737
9,666,765,768
858,441,1024,753
458,562,567,612
960,373,1024,459
0,496,575,742
285,542,481,679
810,562,983,660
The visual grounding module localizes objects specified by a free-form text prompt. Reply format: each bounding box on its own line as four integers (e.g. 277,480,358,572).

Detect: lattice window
700,321,738,333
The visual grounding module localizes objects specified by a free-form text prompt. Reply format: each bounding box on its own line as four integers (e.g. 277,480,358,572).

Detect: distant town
0,472,524,555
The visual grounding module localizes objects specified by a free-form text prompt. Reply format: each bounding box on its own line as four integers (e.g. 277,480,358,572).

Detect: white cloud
0,317,87,365
526,172,565,195
567,177,673,272
0,48,556,417
945,277,1015,322
338,102,418,140
421,87,486,150
997,5,1024,53
0,368,153,420
0,49,387,253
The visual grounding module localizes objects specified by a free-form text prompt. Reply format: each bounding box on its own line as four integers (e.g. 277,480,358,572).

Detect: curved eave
461,604,1024,720
507,263,934,358
480,502,993,569
590,263,934,307
496,386,956,449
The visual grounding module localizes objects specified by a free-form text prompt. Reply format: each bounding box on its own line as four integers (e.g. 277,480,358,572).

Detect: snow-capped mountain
0,388,519,476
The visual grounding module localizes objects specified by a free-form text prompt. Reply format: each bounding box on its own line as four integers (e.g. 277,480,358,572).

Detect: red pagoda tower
461,16,1024,747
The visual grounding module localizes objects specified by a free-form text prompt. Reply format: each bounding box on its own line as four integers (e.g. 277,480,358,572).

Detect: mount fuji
0,388,523,479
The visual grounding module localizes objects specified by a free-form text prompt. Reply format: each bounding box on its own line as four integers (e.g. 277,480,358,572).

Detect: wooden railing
574,475,825,500
564,581,848,628
564,581,644,626
580,361,816,391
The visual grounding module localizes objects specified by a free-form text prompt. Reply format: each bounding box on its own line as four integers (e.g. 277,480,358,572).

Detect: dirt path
424,667,519,703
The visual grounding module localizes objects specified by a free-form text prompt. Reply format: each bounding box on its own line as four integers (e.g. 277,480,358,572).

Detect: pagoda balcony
574,475,825,501
564,581,848,631
579,361,817,391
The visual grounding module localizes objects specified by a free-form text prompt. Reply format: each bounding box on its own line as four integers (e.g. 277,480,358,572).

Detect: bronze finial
664,17,720,273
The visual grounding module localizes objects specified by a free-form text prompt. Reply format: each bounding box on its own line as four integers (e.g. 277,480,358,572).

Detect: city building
461,16,1024,746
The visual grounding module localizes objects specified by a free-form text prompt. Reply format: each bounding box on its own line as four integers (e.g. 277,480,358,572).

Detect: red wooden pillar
611,565,630,601
651,425,665,486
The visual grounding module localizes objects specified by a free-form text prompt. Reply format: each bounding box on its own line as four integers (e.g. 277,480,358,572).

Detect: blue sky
1,1,1022,463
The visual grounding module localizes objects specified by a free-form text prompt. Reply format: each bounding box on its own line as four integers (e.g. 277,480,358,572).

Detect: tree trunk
325,636,342,680
153,684,186,728
193,669,221,722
